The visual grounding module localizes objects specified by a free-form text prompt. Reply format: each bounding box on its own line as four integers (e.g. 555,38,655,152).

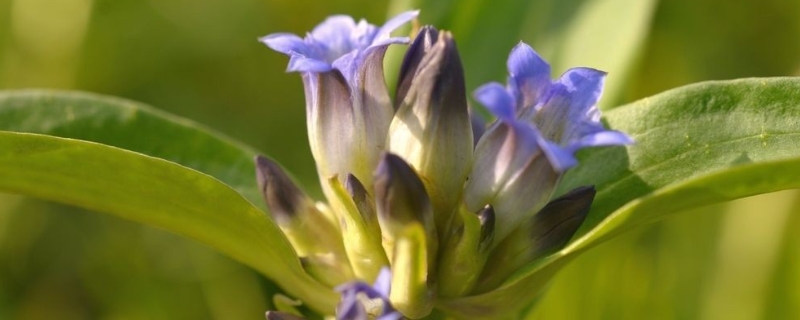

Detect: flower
335,267,402,320
259,13,632,319
262,10,418,282
464,42,633,244
260,11,419,192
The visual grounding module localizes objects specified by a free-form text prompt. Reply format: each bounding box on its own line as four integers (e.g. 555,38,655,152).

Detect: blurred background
1,0,799,319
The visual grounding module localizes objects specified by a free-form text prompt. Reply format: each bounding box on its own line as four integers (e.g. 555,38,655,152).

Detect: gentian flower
260,12,631,319
464,42,633,244
335,267,402,320
261,10,419,283
260,11,419,191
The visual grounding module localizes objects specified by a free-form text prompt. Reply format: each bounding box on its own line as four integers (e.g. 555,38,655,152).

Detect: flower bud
388,26,473,241
437,205,495,297
326,174,388,281
464,121,562,244
475,186,595,292
255,155,354,286
373,153,438,268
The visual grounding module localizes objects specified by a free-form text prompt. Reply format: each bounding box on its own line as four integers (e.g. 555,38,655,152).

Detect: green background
0,0,799,319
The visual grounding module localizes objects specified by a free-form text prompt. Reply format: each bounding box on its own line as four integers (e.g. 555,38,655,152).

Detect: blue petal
310,15,359,61
569,130,634,151
287,56,333,73
259,33,310,56
374,10,419,43
330,51,360,82
507,42,550,79
507,42,551,108
377,312,403,320
373,267,392,296
371,36,411,48
474,83,515,122
556,67,606,113
538,137,577,172
335,290,367,320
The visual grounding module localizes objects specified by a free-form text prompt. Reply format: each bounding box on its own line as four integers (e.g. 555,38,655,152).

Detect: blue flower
335,267,401,320
260,11,419,194
260,11,418,80
465,42,633,243
259,12,634,318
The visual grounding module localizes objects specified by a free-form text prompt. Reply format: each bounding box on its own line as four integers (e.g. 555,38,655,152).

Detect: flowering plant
1,4,799,320
257,11,635,318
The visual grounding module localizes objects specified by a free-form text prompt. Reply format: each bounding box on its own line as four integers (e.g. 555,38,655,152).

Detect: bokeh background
1,0,800,319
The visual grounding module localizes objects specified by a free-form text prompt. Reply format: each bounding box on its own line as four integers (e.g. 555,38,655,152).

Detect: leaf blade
0,131,337,313
439,77,800,318
0,90,264,207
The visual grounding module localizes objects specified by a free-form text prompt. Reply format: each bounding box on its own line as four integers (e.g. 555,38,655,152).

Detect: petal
464,121,539,212
287,56,332,73
335,290,368,320
260,33,310,56
474,82,515,122
531,67,606,146
507,42,551,108
556,67,606,112
537,137,578,172
331,51,361,84
569,130,634,151
373,267,392,296
310,15,359,60
371,36,411,48
373,10,419,43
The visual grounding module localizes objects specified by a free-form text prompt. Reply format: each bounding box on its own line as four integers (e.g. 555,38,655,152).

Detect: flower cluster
259,10,631,319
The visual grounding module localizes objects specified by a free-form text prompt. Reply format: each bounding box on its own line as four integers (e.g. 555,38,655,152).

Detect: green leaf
0,90,264,208
387,0,657,108
439,78,800,318
0,131,337,313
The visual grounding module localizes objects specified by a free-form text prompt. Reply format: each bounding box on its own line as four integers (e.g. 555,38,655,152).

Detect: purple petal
374,10,419,43
475,82,515,122
310,15,358,52
507,42,551,108
287,56,332,73
335,290,368,320
556,67,606,112
373,267,392,296
330,51,361,83
260,33,310,56
377,312,403,320
569,130,634,151
507,42,550,80
371,36,411,48
537,137,577,172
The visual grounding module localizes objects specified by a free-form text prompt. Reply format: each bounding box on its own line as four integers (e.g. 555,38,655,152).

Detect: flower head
464,43,633,243
261,11,419,193
259,13,632,319
260,11,419,78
